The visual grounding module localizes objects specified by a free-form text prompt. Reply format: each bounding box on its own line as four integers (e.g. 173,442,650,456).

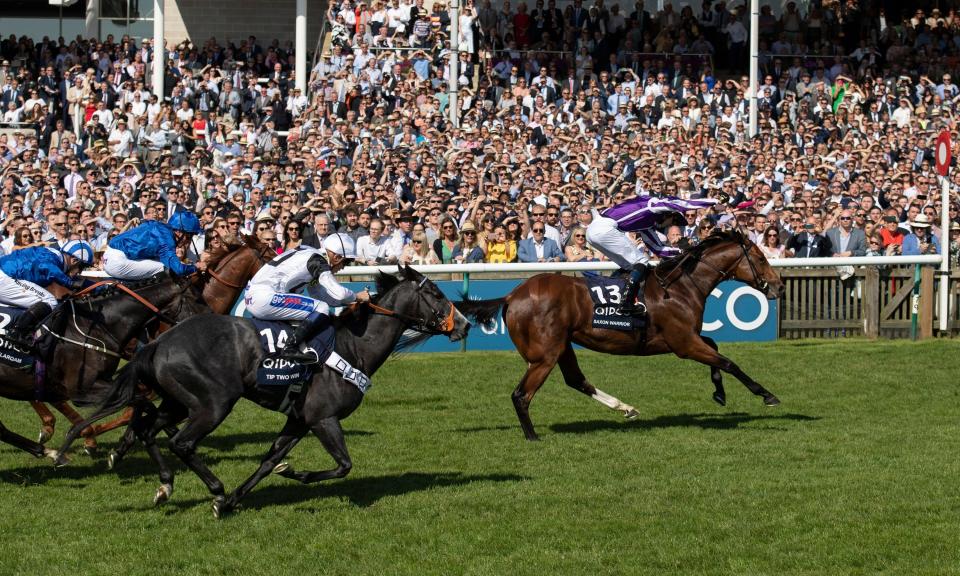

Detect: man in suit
825,209,867,257
518,224,563,262
787,217,833,258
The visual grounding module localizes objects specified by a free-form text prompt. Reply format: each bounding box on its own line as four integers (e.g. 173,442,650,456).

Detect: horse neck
675,243,742,305
336,289,410,376
203,247,263,314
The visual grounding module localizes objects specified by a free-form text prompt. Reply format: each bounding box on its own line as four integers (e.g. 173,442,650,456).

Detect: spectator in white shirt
355,218,397,264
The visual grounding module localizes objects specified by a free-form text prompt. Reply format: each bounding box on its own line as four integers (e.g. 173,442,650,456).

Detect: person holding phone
786,217,833,258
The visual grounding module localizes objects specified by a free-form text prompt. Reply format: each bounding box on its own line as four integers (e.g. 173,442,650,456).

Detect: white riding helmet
322,233,357,260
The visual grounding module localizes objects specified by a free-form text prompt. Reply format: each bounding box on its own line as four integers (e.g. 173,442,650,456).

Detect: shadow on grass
549,412,820,435
114,471,529,513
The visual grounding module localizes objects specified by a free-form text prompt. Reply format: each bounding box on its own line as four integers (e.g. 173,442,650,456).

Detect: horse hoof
154,484,173,507
84,445,99,458
52,452,69,468
212,496,230,520
38,427,53,444
623,409,640,420
764,395,780,407
107,450,119,470
273,462,290,475
713,392,727,406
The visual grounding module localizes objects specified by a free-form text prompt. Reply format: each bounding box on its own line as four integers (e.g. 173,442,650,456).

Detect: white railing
80,255,945,279
335,255,945,276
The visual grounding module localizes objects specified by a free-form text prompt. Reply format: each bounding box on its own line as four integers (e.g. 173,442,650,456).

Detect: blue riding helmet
168,211,202,235
61,240,95,267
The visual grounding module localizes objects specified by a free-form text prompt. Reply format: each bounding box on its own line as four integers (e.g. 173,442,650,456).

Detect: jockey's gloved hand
70,278,86,291
677,237,692,251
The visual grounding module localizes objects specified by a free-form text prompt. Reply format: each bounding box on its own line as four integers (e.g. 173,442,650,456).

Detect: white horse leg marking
591,388,639,418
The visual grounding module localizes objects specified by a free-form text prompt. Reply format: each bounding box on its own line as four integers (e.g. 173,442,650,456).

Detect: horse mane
657,228,746,275
205,234,265,270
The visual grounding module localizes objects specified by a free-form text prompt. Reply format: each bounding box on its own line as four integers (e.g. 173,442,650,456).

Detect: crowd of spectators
2,2,960,274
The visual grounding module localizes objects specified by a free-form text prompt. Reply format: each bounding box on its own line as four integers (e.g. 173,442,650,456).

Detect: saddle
582,273,646,332
0,305,38,371
250,318,335,415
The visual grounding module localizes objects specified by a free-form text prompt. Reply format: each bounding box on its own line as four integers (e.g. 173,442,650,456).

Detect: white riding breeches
586,215,650,269
0,270,58,308
244,285,330,321
102,247,165,280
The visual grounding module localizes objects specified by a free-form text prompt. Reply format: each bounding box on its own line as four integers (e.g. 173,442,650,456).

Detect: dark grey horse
58,265,470,518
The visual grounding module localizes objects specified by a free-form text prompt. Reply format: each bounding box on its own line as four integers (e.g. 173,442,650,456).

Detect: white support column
295,0,307,93
153,0,164,98
748,0,759,137
448,0,460,127
85,0,99,39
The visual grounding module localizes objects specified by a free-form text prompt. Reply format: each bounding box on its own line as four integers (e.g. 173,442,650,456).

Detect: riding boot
278,312,371,392
6,302,53,347
618,265,648,316
278,312,327,361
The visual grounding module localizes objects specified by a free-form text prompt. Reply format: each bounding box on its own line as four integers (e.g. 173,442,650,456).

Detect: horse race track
1,340,959,575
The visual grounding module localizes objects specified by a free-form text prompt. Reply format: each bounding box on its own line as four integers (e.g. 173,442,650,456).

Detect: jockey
0,240,94,342
244,233,373,389
102,212,205,280
586,193,719,315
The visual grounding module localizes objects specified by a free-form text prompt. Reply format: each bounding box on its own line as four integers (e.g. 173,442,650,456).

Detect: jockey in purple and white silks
587,194,719,315
244,233,372,389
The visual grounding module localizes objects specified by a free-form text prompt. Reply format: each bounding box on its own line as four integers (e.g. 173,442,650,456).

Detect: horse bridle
356,277,456,335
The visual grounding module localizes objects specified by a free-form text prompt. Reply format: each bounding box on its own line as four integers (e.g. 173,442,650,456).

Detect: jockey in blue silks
102,211,204,280
586,193,719,315
244,233,372,389
0,240,94,342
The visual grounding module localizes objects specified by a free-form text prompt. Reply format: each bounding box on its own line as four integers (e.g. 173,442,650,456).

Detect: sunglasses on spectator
574,234,586,238
287,226,300,231
412,240,423,244
532,228,545,233
839,217,852,221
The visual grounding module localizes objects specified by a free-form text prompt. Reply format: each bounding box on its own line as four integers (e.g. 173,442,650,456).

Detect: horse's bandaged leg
591,388,638,418
591,389,623,409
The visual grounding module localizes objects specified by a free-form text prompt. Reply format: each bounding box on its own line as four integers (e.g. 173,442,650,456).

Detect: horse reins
655,236,766,299
353,277,457,335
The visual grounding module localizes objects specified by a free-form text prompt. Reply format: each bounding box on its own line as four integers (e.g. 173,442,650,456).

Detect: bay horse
56,265,471,518
25,237,275,450
0,274,207,462
456,229,786,441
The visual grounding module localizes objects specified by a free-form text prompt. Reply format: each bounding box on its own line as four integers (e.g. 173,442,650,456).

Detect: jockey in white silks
244,233,372,389
587,194,719,315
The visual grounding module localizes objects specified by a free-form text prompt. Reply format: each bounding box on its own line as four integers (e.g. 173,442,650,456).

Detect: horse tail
55,344,157,456
454,298,506,325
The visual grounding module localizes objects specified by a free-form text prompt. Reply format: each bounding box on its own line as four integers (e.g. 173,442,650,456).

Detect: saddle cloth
582,273,645,332
0,305,35,370
250,318,335,414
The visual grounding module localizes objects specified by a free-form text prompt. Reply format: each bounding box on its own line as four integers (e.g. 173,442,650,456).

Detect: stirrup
618,301,647,316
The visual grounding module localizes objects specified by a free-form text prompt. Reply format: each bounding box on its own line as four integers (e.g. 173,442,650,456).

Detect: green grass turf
1,340,960,575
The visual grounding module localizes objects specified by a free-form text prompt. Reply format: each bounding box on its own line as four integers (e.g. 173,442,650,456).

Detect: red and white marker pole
936,131,951,333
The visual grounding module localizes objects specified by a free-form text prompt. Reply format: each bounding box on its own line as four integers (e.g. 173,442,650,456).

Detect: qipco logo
702,286,770,332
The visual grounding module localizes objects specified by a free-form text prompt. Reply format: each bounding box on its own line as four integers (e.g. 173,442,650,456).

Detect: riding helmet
322,233,357,259
168,211,202,234
62,240,95,266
